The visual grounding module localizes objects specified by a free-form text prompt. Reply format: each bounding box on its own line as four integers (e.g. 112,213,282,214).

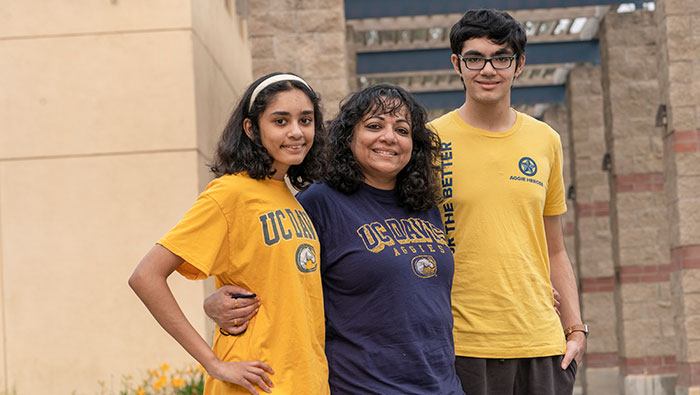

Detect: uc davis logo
411,255,437,278
295,243,318,272
518,157,537,176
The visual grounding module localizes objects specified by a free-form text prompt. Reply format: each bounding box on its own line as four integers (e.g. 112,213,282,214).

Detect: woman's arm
129,244,274,394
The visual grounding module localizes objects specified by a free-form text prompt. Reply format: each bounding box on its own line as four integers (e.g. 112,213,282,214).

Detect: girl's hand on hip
209,359,275,394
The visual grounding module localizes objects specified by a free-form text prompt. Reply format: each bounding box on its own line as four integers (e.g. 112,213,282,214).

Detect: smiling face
350,103,413,190
451,37,525,107
244,88,315,180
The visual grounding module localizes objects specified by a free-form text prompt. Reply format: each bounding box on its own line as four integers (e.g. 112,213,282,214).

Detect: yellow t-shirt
428,110,567,359
158,173,329,395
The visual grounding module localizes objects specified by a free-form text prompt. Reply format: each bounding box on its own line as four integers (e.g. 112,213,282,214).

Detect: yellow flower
148,368,158,376
153,374,167,390
171,377,185,388
137,386,146,395
160,363,170,373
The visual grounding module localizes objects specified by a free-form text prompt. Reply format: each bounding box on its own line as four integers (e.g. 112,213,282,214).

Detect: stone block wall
247,0,350,119
566,65,619,395
655,0,700,393
599,10,676,394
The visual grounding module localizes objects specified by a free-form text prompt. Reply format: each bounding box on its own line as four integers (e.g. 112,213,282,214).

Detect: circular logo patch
295,243,318,273
518,157,537,176
411,255,437,278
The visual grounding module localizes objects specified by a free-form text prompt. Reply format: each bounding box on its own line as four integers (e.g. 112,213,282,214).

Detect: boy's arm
545,215,587,370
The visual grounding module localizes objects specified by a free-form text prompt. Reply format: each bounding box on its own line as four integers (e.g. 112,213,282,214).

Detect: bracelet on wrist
564,324,589,339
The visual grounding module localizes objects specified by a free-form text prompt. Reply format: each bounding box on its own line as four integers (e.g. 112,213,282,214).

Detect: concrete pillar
654,0,700,393
599,9,676,394
0,1,252,393
247,0,350,118
566,65,619,395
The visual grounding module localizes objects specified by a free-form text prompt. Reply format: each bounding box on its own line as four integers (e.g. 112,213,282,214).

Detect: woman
129,72,329,395
207,84,464,394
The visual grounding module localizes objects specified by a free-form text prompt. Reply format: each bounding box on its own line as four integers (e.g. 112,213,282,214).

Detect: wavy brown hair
325,84,442,211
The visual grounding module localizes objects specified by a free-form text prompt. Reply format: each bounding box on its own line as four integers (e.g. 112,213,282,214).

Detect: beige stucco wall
0,1,251,393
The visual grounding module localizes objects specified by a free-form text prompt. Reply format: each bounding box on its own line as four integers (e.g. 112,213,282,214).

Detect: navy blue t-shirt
297,182,463,395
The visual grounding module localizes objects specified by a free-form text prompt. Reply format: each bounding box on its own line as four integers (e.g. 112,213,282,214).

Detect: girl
129,72,329,395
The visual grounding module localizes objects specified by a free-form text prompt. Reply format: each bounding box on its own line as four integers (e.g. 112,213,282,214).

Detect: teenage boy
427,9,587,394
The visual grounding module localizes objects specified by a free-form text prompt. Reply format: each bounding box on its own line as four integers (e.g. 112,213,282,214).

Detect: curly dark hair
450,9,527,69
210,72,326,190
325,84,442,212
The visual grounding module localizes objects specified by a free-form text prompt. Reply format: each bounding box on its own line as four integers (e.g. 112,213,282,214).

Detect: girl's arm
128,244,274,394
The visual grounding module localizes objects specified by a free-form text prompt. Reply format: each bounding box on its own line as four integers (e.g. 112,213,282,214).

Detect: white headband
248,74,311,111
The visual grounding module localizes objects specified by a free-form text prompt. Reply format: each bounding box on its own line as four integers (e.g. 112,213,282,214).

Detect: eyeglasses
458,54,517,70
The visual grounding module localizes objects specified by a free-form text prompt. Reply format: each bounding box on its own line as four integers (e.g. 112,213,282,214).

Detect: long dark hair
210,72,326,190
325,84,442,212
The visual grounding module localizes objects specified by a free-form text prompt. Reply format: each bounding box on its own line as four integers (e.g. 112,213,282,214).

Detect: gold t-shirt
159,173,329,394
429,110,567,359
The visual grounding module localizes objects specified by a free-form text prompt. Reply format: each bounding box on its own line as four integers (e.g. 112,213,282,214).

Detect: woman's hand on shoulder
208,359,275,394
204,285,260,334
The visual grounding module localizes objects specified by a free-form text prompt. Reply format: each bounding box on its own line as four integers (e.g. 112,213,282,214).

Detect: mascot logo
518,157,537,177
411,255,437,278
295,243,318,273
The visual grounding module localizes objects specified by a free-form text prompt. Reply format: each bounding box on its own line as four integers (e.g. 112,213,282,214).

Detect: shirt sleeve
543,134,567,216
158,193,230,280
